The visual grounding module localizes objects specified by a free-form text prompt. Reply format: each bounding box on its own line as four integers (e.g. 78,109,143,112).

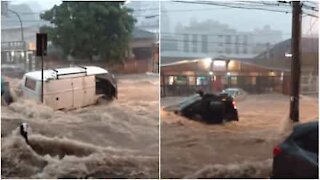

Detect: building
1,2,47,71
161,58,289,97
161,37,319,97
123,27,158,73
252,37,319,95
161,19,283,64
126,1,159,35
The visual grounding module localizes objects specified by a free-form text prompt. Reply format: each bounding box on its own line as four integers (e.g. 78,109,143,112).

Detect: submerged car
272,121,318,179
221,88,247,101
1,76,13,105
169,92,238,124
1,64,25,78
21,66,117,110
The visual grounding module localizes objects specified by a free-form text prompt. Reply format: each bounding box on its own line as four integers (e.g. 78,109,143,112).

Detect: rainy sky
8,0,319,38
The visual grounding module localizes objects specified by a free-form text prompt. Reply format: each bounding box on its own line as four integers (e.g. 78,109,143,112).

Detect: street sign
36,33,47,56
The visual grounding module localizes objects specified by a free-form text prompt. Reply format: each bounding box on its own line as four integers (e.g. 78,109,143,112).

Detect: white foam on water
2,129,158,179
185,159,272,178
2,75,159,178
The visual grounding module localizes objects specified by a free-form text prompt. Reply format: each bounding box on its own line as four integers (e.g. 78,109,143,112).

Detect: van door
44,78,73,110
71,77,84,109
82,75,96,106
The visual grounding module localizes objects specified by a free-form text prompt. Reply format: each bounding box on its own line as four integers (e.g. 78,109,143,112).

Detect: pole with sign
36,33,47,103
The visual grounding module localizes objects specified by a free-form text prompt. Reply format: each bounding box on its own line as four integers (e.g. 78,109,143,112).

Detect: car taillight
273,146,282,157
232,101,237,109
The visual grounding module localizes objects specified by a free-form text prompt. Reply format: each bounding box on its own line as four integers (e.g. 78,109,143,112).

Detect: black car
272,121,318,179
168,92,239,124
1,76,13,105
1,64,25,78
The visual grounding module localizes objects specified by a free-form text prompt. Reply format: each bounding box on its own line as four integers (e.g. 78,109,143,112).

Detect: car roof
291,121,318,138
24,66,108,81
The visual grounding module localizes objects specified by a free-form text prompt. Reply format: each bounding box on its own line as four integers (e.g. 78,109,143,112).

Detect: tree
40,2,135,63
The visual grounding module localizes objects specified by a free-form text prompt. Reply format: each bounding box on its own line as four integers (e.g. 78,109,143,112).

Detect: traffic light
36,33,47,56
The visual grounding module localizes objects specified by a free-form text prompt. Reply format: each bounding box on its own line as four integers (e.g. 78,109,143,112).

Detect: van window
25,78,36,91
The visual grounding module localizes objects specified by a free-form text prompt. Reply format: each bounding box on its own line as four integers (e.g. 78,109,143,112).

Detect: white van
21,66,117,110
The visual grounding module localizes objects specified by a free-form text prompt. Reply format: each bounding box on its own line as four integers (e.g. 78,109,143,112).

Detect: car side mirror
196,90,204,97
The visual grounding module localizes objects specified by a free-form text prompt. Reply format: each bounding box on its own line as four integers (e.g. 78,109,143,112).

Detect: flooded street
1,74,159,179
161,94,318,178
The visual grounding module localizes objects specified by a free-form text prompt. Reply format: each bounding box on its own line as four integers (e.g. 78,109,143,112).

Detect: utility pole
289,1,302,122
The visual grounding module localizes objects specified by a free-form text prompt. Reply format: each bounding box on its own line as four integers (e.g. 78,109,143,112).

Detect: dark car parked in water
168,92,238,124
272,121,318,179
1,64,25,78
1,77,13,105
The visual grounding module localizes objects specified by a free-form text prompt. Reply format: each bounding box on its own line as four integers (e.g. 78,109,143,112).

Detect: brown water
161,94,318,178
1,74,159,179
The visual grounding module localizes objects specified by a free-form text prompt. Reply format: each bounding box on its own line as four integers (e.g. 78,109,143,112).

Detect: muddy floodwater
1,74,159,179
161,94,318,178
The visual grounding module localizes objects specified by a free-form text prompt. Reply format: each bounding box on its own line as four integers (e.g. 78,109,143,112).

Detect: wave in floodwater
185,159,272,179
1,130,158,179
2,75,159,179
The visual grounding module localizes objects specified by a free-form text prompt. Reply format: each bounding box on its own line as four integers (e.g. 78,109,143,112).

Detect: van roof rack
50,67,87,79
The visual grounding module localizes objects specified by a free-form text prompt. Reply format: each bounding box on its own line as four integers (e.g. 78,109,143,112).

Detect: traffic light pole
289,1,302,122
41,38,44,103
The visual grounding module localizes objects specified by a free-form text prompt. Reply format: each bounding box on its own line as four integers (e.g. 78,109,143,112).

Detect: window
243,35,248,54
168,76,176,85
183,34,189,52
231,76,237,86
226,48,232,54
192,34,198,52
25,77,36,91
201,35,208,53
176,76,187,85
243,47,248,54
188,76,196,85
225,35,232,54
243,35,248,44
196,76,209,85
225,35,231,44
235,35,239,54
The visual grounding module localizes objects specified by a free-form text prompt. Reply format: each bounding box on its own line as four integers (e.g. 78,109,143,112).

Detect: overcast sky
161,1,318,38
7,0,319,37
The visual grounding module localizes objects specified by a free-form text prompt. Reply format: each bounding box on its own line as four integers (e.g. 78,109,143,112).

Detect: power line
161,7,232,13
173,1,291,14
307,16,318,35
302,2,319,12
173,1,317,18
302,11,319,18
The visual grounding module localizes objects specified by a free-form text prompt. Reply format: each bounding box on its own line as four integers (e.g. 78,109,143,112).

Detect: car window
25,78,37,91
295,129,318,153
178,94,201,109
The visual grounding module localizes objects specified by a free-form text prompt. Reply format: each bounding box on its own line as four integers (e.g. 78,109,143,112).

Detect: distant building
126,1,159,35
160,37,319,97
1,2,47,71
161,19,283,64
124,27,158,73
